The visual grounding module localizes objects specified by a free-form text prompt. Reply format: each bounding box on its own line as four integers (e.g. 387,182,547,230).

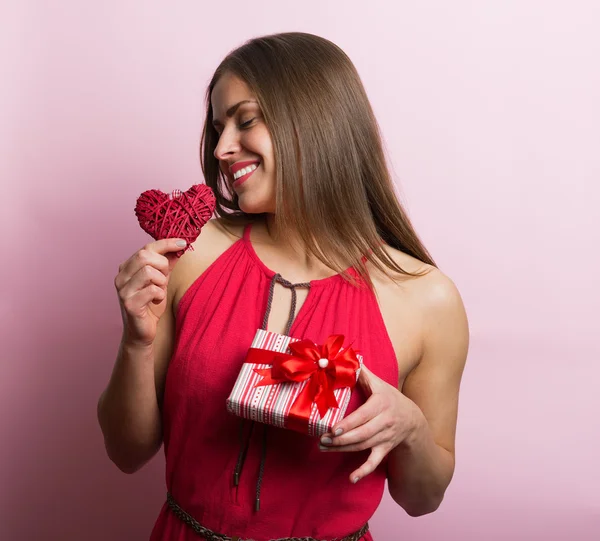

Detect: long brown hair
200,32,436,292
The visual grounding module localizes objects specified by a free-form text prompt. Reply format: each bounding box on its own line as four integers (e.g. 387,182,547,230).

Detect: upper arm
402,271,470,459
152,275,177,413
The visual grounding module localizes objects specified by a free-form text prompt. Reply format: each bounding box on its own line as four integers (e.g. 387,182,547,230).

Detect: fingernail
321,436,332,445
176,240,187,247
334,428,343,436
319,444,328,451
352,476,360,484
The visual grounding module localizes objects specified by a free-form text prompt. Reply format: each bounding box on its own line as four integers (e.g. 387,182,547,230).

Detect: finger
150,238,190,273
128,284,167,311
349,447,387,484
120,284,167,323
323,417,386,448
148,237,188,256
143,239,188,275
120,265,169,302
118,238,185,273
357,363,371,392
117,250,167,286
116,252,170,292
322,396,383,441
357,363,384,396
117,241,183,289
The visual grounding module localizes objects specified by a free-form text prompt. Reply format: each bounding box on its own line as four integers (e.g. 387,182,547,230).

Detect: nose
213,124,242,163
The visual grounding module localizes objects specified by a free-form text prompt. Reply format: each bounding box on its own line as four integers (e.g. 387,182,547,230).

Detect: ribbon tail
287,379,318,433
314,388,340,418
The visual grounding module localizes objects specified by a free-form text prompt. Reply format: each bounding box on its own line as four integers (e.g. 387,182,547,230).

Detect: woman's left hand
318,363,425,484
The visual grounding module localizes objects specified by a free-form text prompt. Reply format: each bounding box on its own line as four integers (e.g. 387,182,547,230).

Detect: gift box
226,329,363,437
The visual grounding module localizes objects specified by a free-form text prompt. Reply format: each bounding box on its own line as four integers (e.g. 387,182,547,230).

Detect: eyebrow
212,100,258,127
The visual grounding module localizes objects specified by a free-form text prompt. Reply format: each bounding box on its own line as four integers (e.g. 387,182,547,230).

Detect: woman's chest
174,252,425,394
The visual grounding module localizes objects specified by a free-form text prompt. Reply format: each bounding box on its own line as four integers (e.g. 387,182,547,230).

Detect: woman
98,32,469,541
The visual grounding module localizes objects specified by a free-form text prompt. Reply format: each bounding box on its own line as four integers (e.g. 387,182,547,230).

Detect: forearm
387,411,455,516
97,338,162,473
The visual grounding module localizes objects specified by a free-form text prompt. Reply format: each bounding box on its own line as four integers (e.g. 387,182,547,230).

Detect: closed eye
213,118,255,136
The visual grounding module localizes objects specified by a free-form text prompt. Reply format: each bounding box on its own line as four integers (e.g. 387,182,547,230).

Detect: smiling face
211,72,276,214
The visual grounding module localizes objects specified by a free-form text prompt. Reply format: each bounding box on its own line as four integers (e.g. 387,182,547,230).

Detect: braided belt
166,492,369,541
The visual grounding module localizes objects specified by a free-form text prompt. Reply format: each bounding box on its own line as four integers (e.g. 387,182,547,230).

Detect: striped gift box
226,328,363,437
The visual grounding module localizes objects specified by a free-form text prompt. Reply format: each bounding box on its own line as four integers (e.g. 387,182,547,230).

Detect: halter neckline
242,221,360,287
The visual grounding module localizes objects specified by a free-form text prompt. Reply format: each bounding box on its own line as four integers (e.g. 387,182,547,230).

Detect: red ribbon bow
244,334,360,433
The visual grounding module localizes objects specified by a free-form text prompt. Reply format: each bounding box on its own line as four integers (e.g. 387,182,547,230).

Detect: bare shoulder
369,244,468,388
376,243,465,321
383,248,469,459
170,218,246,314
411,261,470,370
393,246,462,308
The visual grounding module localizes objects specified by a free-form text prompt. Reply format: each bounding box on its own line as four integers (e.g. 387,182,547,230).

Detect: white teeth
233,163,258,180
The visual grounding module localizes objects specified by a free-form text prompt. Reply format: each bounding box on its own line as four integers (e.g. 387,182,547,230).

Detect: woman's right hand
114,238,187,348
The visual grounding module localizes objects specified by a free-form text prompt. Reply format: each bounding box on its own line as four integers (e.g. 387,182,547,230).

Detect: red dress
149,221,399,540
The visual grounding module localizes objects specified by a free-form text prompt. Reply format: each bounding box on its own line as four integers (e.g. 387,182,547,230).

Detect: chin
238,198,270,215
237,191,275,215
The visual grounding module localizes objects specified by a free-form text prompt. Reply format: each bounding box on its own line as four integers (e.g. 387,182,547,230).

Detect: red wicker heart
135,183,216,257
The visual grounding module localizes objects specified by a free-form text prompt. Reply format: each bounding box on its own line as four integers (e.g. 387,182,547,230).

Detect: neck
259,213,324,273
264,213,302,249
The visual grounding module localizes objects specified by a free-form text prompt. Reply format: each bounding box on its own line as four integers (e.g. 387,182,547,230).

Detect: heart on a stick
135,183,216,257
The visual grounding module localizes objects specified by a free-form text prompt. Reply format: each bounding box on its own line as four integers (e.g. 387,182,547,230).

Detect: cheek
245,128,273,159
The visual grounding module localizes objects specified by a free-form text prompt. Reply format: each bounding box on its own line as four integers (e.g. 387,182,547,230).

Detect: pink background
2,1,599,539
